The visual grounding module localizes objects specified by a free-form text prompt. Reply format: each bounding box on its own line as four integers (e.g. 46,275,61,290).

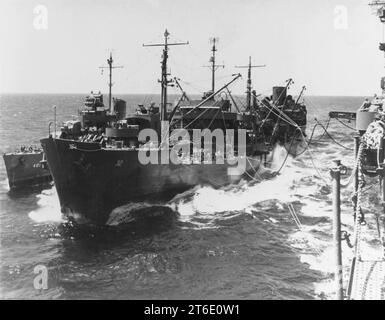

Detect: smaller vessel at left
2,146,52,189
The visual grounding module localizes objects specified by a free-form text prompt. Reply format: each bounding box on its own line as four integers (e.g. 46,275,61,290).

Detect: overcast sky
0,0,384,96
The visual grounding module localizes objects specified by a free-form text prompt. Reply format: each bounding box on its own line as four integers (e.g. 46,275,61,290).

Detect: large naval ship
41,31,307,224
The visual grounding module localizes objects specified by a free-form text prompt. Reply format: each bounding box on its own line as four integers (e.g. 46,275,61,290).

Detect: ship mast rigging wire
313,120,354,151
334,117,356,131
252,91,329,183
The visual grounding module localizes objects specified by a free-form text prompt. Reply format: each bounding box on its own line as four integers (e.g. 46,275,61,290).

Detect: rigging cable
334,117,356,131
252,92,329,183
313,119,354,150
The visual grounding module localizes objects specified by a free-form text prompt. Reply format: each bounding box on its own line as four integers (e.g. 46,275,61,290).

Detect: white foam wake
28,187,63,223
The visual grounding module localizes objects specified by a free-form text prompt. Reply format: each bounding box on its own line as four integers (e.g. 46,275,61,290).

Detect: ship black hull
41,137,262,225
3,152,52,189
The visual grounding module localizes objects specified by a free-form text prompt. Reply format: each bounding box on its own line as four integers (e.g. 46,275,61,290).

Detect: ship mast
235,56,266,110
99,52,123,112
203,37,224,93
143,30,189,124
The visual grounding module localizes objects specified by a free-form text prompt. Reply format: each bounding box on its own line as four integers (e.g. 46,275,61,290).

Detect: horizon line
0,92,372,98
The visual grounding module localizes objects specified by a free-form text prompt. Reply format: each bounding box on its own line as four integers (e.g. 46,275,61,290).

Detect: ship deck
349,260,385,299
347,212,385,300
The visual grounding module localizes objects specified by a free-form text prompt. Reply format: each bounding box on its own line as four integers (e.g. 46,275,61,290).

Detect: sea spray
28,187,63,223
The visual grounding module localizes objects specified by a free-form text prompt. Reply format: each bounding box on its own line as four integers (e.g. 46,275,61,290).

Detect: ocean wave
106,202,178,226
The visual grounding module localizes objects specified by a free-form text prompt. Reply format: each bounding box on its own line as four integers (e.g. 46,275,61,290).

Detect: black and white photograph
1,0,385,304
